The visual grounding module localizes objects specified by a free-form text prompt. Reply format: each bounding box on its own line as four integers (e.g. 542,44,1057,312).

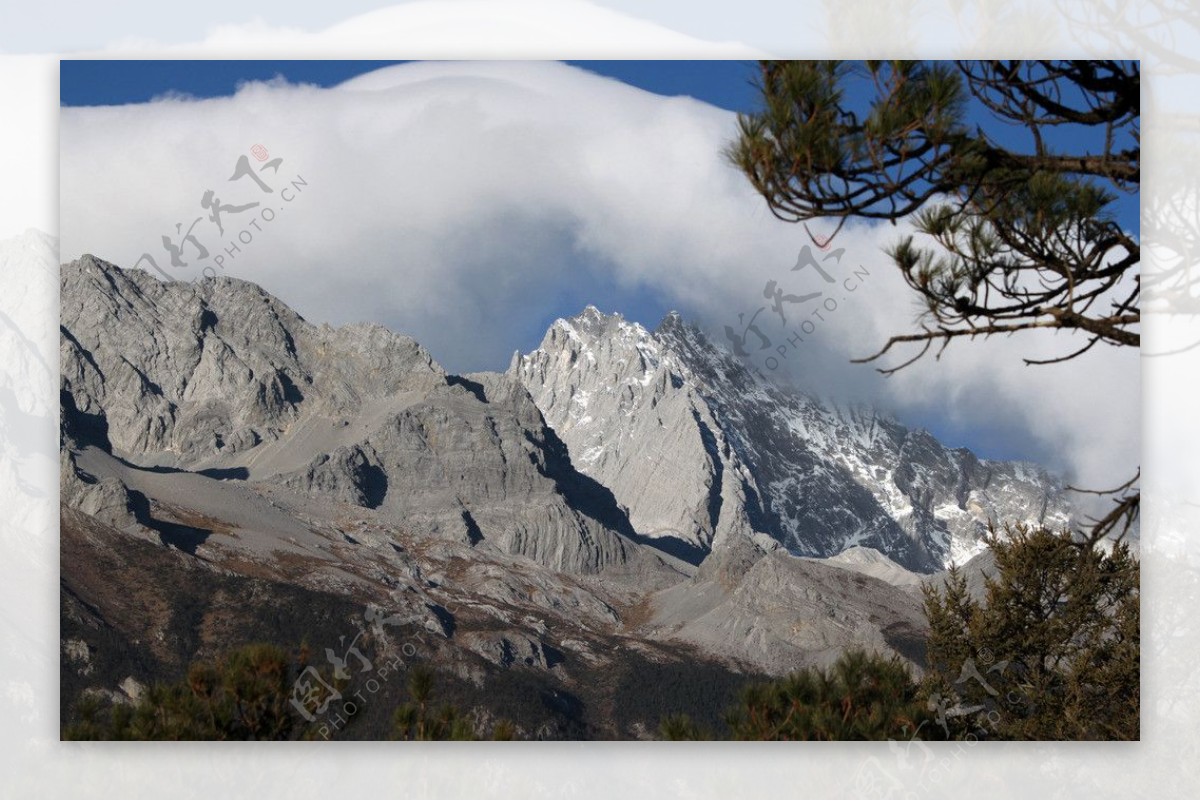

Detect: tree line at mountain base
65,524,1137,742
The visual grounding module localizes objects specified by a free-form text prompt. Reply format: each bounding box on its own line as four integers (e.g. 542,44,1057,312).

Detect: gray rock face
459,630,563,670
60,448,136,529
817,546,923,589
645,550,929,675
60,254,444,465
515,307,1072,573
59,257,656,576
513,307,765,564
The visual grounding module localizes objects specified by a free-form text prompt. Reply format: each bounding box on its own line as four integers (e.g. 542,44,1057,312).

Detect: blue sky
60,59,763,112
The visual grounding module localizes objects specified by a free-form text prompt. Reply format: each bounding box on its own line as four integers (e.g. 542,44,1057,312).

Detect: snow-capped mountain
515,306,1071,572
58,257,1079,732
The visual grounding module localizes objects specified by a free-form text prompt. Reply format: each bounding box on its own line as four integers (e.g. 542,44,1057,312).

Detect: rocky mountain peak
553,306,653,350
653,308,699,343
515,304,1073,573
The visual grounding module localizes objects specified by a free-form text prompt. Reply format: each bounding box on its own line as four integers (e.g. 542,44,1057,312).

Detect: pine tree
921,524,1139,740
66,643,301,740
719,649,934,741
730,60,1140,538
391,666,514,741
658,713,712,740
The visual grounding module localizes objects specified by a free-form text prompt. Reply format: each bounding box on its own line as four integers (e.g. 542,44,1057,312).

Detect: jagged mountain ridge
60,255,662,577
57,255,1062,731
514,305,1071,573
59,252,1067,576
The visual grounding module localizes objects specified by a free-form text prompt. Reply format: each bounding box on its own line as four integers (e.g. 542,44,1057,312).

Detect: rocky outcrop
60,254,444,465
818,546,924,589
645,550,929,675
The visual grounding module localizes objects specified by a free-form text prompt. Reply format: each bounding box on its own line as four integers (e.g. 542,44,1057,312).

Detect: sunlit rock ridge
514,305,1071,573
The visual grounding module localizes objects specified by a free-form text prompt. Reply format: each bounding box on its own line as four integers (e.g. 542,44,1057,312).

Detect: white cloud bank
59,60,1138,494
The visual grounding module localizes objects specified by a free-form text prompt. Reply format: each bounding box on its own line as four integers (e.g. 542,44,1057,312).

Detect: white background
0,1,1196,797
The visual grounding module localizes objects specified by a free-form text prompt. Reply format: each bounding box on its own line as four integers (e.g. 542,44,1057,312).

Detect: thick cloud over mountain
60,60,1138,494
